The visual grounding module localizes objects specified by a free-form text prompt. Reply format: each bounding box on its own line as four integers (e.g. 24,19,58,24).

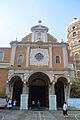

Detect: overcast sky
0,0,80,47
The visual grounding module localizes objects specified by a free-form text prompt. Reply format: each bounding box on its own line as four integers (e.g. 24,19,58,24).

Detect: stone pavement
0,109,80,120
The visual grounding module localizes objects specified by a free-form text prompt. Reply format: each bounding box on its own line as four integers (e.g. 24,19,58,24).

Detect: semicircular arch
28,72,50,86
56,75,70,85
9,74,23,84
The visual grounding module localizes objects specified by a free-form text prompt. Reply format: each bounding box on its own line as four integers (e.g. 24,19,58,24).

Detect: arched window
18,55,23,63
37,32,42,40
72,26,75,30
73,32,76,37
78,40,80,43
0,51,4,61
55,56,60,64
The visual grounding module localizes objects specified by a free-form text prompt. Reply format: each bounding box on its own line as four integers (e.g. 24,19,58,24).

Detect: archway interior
30,85,46,107
55,77,68,108
11,76,23,106
28,72,50,108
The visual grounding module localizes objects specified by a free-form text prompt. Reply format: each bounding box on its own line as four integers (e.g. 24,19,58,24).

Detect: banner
0,97,7,108
67,98,80,110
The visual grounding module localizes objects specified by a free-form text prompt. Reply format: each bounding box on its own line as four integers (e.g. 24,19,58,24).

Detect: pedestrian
12,99,16,110
6,97,9,109
8,98,12,110
37,100,40,110
32,100,35,109
63,102,68,118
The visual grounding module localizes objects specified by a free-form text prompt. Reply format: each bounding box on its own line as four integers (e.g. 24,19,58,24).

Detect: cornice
10,41,68,48
8,66,74,71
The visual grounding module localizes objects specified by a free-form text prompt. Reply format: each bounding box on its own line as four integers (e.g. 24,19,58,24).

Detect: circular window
35,53,44,61
78,40,80,43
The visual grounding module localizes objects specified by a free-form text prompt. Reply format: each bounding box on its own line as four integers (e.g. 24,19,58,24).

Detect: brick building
0,20,78,110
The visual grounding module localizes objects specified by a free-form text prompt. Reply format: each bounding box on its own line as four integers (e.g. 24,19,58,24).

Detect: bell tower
67,18,80,56
68,18,80,78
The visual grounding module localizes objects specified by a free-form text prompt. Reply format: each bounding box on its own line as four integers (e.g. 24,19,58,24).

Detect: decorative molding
8,72,14,79
24,73,29,81
0,63,10,65
30,48,49,66
0,66,9,68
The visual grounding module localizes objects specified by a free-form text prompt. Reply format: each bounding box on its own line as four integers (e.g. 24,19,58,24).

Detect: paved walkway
0,110,80,120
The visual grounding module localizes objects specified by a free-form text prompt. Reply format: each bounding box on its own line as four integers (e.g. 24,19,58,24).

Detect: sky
0,0,80,47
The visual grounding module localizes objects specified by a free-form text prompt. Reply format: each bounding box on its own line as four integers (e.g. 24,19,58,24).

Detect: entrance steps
29,107,49,111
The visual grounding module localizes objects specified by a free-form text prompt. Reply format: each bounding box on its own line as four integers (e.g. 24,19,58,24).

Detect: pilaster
32,32,34,42
10,45,16,66
49,46,52,68
62,47,68,68
26,45,30,67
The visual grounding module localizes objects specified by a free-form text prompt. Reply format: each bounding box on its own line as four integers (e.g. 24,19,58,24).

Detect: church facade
0,20,79,110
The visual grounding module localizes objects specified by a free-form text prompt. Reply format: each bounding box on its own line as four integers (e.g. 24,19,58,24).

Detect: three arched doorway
55,77,68,108
28,72,50,108
10,76,23,106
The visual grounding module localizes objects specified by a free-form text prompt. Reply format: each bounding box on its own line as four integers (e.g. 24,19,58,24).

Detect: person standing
32,101,35,109
8,98,12,110
6,97,9,109
37,100,40,110
13,99,16,110
63,102,68,118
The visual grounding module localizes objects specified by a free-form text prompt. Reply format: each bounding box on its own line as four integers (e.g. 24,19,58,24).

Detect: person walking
63,102,68,118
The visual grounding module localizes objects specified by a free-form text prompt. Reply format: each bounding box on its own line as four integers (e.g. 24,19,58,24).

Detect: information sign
67,98,80,110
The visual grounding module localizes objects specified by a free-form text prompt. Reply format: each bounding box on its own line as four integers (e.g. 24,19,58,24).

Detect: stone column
49,84,55,95
64,85,67,102
10,45,16,66
67,83,72,99
49,46,52,68
6,82,10,98
26,45,30,67
11,86,13,99
22,82,27,94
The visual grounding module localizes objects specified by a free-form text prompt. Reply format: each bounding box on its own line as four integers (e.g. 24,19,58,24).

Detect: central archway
28,72,50,108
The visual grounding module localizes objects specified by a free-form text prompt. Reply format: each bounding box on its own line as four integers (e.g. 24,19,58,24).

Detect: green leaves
70,79,80,98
